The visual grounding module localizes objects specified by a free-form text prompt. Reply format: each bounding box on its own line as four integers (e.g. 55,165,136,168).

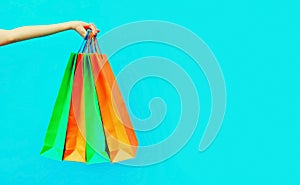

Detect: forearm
6,22,73,44
0,21,98,46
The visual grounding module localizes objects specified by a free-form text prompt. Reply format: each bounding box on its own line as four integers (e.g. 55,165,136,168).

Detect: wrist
63,21,77,30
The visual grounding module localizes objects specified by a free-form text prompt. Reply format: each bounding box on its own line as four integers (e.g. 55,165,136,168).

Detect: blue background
0,0,299,184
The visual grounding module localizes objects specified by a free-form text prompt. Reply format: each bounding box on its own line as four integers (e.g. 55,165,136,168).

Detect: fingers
90,23,100,36
73,21,100,38
83,23,99,37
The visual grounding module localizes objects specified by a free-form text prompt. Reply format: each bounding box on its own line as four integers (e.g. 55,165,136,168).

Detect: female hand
69,21,100,38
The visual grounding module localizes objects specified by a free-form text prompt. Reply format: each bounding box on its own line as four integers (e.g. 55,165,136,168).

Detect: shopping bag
40,30,138,164
90,42,138,162
62,53,86,162
40,53,77,161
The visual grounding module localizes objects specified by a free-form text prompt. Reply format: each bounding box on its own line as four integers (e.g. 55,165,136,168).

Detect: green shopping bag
83,54,110,164
40,53,77,161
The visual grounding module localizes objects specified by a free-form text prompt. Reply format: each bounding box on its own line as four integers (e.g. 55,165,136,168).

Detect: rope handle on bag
77,29,103,56
78,29,91,53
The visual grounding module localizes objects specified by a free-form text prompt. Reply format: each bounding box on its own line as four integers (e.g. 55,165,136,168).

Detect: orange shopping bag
90,40,138,162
